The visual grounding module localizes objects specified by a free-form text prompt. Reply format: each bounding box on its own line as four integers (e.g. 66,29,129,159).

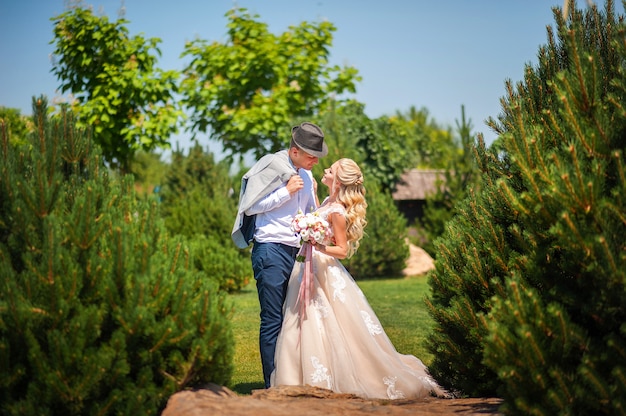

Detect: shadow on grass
231,381,265,395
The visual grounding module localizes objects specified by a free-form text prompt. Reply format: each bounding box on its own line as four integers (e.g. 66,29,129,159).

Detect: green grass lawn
226,276,435,395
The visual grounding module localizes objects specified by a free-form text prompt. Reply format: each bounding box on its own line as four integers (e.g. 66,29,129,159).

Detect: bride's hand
313,242,326,253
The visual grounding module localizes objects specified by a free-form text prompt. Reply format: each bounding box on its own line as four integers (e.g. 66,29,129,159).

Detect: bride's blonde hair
334,158,367,257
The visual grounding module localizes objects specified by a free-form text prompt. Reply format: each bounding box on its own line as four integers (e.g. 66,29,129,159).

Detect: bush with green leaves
426,2,626,414
0,98,233,415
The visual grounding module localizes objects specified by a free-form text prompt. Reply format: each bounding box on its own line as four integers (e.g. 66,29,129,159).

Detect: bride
270,158,447,399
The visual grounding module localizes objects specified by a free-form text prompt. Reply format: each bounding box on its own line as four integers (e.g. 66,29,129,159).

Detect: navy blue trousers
251,241,299,388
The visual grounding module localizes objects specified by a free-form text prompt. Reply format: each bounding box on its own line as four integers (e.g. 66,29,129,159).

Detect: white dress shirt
245,168,317,247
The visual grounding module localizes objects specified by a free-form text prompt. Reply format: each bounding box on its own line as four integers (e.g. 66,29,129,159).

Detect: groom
232,122,328,388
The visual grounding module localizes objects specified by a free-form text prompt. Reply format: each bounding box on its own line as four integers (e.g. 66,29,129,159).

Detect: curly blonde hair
334,158,367,257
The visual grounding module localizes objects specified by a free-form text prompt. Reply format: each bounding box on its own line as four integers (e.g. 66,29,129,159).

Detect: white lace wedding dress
270,202,446,400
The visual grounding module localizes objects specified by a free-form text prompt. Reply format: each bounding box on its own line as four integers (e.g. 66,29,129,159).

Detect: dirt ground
162,384,504,416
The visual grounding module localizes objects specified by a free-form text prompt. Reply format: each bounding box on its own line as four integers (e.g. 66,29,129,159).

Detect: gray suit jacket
231,150,296,248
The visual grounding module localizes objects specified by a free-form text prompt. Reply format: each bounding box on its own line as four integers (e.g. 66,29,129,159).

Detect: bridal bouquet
291,211,329,317
291,211,329,246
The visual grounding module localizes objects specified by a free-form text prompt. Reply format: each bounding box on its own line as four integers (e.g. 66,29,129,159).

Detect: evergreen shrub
159,145,251,292
344,180,409,279
0,98,234,415
426,2,626,414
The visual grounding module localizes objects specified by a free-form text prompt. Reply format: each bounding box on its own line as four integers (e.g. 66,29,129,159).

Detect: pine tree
313,106,411,278
426,2,626,414
0,98,234,415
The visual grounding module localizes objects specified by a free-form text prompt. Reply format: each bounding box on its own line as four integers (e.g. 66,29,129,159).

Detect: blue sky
0,0,612,153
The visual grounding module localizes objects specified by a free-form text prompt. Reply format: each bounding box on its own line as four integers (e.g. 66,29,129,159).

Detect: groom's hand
286,174,304,195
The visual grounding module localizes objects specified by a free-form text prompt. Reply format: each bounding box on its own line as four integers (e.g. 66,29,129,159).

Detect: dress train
271,247,446,400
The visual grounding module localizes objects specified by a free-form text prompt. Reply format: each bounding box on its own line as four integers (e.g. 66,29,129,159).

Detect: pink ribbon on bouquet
295,242,314,326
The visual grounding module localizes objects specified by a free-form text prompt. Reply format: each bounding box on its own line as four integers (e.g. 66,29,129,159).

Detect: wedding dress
270,201,446,400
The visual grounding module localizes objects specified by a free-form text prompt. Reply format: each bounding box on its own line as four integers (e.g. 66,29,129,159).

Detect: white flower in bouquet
291,211,329,245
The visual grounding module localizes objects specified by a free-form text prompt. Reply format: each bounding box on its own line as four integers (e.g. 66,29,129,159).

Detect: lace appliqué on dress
329,266,346,302
383,376,406,399
361,310,383,336
310,356,332,389
312,294,329,325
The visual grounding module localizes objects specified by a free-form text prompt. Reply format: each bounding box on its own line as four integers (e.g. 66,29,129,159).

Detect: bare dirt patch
162,384,503,416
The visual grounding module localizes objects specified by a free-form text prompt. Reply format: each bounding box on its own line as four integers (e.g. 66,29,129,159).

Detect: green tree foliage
0,97,233,415
420,105,481,256
129,150,169,196
312,106,410,278
389,106,457,169
0,107,31,146
159,144,252,292
51,4,183,172
338,103,416,192
311,102,421,192
318,104,461,259
180,7,361,159
426,3,626,414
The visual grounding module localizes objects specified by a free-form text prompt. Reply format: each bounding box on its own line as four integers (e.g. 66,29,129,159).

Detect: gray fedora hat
291,122,328,158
